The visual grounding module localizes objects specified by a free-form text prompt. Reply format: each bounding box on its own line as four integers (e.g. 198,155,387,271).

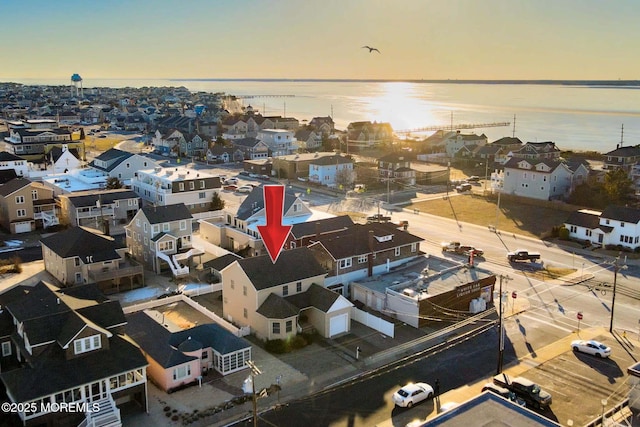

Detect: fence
351,307,395,338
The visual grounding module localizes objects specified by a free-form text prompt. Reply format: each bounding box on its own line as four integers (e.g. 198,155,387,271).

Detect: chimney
368,230,374,277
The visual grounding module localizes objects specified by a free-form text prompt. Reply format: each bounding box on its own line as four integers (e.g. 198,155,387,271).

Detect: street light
496,274,512,374
609,252,628,333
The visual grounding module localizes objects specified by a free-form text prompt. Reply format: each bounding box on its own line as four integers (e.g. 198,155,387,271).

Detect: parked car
392,382,434,408
507,249,541,262
493,374,552,409
481,383,526,406
223,185,238,192
456,183,472,192
467,176,480,182
224,178,239,185
236,185,254,194
239,171,250,176
367,213,392,223
571,340,611,358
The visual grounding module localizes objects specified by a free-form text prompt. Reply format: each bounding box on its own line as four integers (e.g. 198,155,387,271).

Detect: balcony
88,260,144,283
76,206,115,219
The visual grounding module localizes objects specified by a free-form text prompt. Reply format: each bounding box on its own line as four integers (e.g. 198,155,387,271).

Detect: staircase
77,397,121,427
157,251,189,278
34,210,59,228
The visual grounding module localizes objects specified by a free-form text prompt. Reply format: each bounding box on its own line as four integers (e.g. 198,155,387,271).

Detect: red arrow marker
257,185,292,263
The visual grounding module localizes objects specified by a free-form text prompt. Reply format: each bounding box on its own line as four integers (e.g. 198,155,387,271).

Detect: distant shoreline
169,78,640,87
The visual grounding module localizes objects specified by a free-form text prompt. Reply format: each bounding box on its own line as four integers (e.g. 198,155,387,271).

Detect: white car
236,185,254,194
224,178,238,185
571,340,611,358
392,382,434,408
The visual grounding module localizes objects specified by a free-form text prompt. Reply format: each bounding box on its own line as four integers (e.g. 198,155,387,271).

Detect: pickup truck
493,374,552,409
366,214,391,223
507,249,541,263
441,241,484,257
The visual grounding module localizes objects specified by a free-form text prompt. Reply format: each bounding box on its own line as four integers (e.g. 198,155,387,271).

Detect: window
31,190,38,200
189,181,195,190
394,247,400,256
296,282,302,292
163,223,170,232
283,285,289,296
179,183,185,191
158,241,174,251
290,241,296,249
338,258,352,269
200,180,205,189
73,334,101,354
1,341,11,357
358,255,368,264
172,364,191,381
15,195,24,204
243,308,248,318
286,320,293,333
202,350,208,360
621,222,625,227
411,243,417,252
272,322,280,334
153,224,159,233
570,226,577,233
143,223,147,232
586,230,592,237
243,285,247,296
199,192,206,199
16,209,26,218
180,220,187,230
230,279,235,289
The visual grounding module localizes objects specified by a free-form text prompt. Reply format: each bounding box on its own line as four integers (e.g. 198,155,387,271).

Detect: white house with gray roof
308,155,354,188
500,157,573,200
0,151,28,177
88,148,159,184
564,206,640,250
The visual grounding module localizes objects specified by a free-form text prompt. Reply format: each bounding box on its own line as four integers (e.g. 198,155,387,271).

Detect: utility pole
496,274,511,374
244,360,262,427
446,162,451,198
609,253,626,333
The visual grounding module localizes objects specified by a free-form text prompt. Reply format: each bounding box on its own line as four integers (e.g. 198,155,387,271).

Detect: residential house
3,121,83,161
444,132,487,158
0,151,28,177
242,158,273,176
501,157,573,200
125,312,251,392
511,141,561,160
0,169,18,185
41,226,144,294
125,203,199,276
346,121,393,150
308,154,354,188
220,247,353,340
0,177,58,233
131,164,221,214
257,129,297,157
88,148,160,184
564,158,591,189
199,186,313,257
284,215,355,249
271,152,342,180
377,153,416,186
489,137,523,165
231,137,270,160
564,206,640,250
603,145,640,196
309,116,335,136
151,129,185,156
0,282,148,427
57,188,141,229
206,143,244,164
255,116,299,133
308,222,425,292
294,129,322,151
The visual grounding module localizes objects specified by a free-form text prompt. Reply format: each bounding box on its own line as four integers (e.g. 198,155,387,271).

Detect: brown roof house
220,247,353,340
0,177,59,233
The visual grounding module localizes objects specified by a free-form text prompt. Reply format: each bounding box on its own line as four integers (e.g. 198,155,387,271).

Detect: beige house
220,247,353,341
0,177,58,233
57,188,141,228
125,203,201,277
41,226,144,294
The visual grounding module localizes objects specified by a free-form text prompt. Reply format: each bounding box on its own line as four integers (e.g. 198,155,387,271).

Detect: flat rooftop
353,255,494,299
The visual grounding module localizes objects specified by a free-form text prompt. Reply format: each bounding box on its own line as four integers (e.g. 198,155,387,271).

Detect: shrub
289,335,307,350
558,227,570,240
265,339,287,354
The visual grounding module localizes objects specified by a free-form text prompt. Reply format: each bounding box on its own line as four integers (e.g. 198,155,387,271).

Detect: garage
329,313,349,337
14,221,32,234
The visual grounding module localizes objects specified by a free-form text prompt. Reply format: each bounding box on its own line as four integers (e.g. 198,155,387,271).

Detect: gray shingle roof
64,189,139,208
142,203,192,224
236,247,326,291
285,283,341,313
0,151,24,161
236,187,298,221
0,177,31,197
290,215,354,240
256,293,299,319
202,253,243,271
40,226,123,262
601,206,640,223
604,145,640,157
564,211,601,229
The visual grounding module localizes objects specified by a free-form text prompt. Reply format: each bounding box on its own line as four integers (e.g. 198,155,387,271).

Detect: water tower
70,73,83,98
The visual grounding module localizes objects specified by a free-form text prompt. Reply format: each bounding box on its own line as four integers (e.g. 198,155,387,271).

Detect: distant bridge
224,94,295,99
395,121,511,134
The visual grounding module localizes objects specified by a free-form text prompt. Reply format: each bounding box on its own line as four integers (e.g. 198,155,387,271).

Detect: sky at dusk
1,0,639,81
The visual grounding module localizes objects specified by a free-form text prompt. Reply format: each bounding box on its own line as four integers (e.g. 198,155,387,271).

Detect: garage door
14,222,31,233
329,313,348,337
